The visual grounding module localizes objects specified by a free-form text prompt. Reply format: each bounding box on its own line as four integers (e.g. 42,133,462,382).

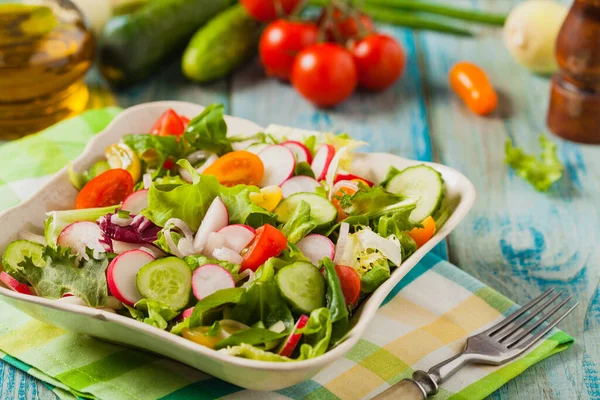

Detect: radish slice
258,145,296,187
193,197,229,253
121,190,149,214
0,272,33,295
311,144,335,181
213,247,243,265
57,222,105,257
203,232,226,257
282,140,313,164
296,234,335,266
335,172,374,187
217,225,256,253
278,314,310,357
192,264,235,300
179,307,194,320
280,176,321,198
333,222,350,264
107,250,155,306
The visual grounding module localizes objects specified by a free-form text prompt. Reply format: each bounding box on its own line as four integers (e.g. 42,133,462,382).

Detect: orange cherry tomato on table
319,9,374,41
408,216,436,248
150,109,188,137
241,224,288,271
240,0,301,22
259,20,318,80
292,43,357,107
351,34,406,91
335,265,361,306
449,61,498,116
202,151,264,187
74,169,134,209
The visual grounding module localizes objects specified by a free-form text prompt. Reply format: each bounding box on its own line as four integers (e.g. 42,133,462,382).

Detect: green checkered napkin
0,110,573,400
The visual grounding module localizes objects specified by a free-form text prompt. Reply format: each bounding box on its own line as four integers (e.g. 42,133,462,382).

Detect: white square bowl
0,101,476,391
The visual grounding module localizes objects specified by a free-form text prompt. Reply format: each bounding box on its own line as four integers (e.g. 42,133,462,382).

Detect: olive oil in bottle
0,0,95,138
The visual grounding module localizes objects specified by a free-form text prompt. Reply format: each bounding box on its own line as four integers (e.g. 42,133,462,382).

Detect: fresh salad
0,104,449,362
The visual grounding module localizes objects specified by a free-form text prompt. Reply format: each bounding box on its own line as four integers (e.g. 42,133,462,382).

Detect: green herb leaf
280,201,318,244
131,299,179,330
206,321,222,337
505,135,564,192
19,247,110,307
184,104,231,156
294,162,315,178
189,288,246,328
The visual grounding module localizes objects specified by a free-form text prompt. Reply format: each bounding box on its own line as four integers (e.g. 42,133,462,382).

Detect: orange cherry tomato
408,216,436,248
202,151,264,187
74,169,134,209
449,62,498,116
335,265,361,306
331,184,358,221
241,224,288,272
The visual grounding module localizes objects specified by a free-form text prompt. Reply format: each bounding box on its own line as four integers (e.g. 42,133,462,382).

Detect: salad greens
505,135,564,192
1,104,449,362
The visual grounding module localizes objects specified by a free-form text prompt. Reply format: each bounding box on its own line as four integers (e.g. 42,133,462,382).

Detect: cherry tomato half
74,169,134,209
351,34,406,91
291,43,357,107
202,151,265,187
335,265,361,306
240,0,300,22
241,224,288,271
260,19,318,80
151,109,186,137
408,216,436,248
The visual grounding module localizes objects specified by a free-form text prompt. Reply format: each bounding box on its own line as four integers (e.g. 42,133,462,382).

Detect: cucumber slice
385,165,444,223
1,240,45,274
276,262,325,314
275,193,337,228
136,257,191,310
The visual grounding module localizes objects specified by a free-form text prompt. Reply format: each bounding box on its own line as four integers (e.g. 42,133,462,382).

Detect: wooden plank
418,1,598,399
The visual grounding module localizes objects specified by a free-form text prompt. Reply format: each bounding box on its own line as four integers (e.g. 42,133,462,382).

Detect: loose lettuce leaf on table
505,135,564,192
19,247,110,307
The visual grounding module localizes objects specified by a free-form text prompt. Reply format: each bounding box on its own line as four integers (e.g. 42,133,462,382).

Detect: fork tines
486,288,578,350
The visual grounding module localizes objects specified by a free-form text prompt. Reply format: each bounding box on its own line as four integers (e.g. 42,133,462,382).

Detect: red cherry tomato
320,9,374,40
259,20,318,80
75,169,134,209
241,224,288,271
351,34,406,91
179,115,190,128
151,109,186,137
240,0,300,22
335,265,361,306
291,43,357,107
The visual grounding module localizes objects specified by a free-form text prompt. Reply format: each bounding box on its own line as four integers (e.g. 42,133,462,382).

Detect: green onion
363,4,474,36
364,0,507,26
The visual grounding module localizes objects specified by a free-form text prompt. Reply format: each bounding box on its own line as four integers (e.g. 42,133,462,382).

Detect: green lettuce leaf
294,162,315,178
19,247,110,307
127,299,179,330
218,343,292,362
189,288,246,329
219,184,277,228
297,307,333,359
505,135,564,192
232,278,294,330
280,201,318,244
360,258,390,293
214,328,289,350
320,258,349,324
183,255,240,278
184,104,231,156
122,134,181,169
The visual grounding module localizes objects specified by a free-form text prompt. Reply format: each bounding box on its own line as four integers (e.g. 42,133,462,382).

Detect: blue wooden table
1,0,598,398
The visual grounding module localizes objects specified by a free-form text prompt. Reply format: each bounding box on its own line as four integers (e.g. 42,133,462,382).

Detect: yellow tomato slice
249,186,282,212
104,143,141,183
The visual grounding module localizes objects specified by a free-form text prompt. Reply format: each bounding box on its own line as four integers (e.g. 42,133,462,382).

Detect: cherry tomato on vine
291,43,357,107
319,9,374,40
351,34,406,91
240,0,301,22
259,20,318,80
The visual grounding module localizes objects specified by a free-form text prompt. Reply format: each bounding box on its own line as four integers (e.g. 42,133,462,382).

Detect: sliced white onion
18,230,46,245
180,152,219,182
164,229,185,258
186,150,212,164
164,218,194,239
177,238,195,257
213,247,243,265
355,229,402,266
162,218,195,257
143,173,152,189
196,154,218,174
110,214,133,227
333,222,350,264
204,232,226,257
268,320,286,333
139,246,166,259
236,269,255,288
179,166,193,183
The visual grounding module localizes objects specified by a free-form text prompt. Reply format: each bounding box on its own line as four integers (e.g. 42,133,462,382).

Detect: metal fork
374,288,578,400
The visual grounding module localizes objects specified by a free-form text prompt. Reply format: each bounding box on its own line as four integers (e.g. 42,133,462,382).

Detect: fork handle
373,378,427,399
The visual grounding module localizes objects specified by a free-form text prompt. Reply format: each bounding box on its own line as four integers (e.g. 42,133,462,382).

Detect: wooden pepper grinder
547,0,600,144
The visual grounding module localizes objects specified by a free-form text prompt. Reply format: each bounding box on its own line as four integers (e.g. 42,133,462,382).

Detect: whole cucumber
100,0,235,87
182,4,261,83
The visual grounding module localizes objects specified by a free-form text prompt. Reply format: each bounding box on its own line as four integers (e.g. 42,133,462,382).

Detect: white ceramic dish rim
0,101,476,372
